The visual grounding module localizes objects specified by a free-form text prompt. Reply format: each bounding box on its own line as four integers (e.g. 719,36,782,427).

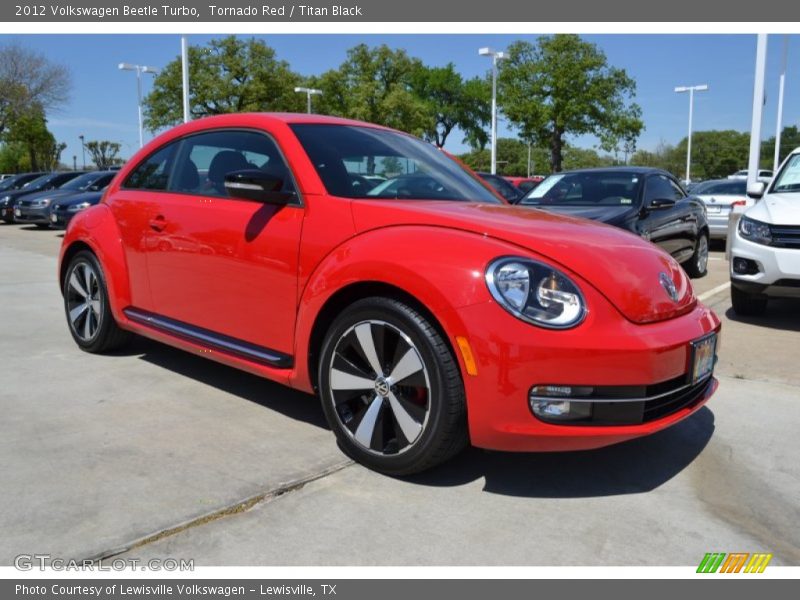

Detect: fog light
733,257,759,275
529,385,593,422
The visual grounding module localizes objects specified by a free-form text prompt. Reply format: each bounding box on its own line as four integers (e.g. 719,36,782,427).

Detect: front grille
770,225,800,248
642,377,712,422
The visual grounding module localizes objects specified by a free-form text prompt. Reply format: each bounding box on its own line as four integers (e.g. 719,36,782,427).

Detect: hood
746,193,800,225
18,189,74,206
531,204,637,227
54,191,103,208
351,200,695,324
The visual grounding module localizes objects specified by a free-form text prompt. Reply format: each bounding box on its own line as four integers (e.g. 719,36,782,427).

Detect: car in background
14,171,116,228
50,190,107,229
690,178,750,240
729,169,773,181
516,167,710,278
504,175,544,194
1,171,85,224
477,172,524,202
0,172,47,220
729,148,800,315
58,113,719,475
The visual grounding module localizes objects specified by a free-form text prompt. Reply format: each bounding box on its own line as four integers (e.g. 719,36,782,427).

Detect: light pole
294,87,323,114
674,84,708,185
479,47,506,175
774,35,789,171
119,62,159,148
747,35,768,190
181,36,190,123
78,135,86,170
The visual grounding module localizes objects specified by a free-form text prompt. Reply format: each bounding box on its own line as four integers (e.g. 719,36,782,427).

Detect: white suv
729,149,800,315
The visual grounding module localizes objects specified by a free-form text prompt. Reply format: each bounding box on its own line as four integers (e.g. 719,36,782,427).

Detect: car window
481,174,522,201
644,175,684,203
772,154,800,193
520,171,642,207
124,143,178,190
170,129,296,198
290,124,501,203
58,172,99,191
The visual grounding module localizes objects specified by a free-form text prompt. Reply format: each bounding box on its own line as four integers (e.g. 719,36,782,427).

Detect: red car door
143,129,304,358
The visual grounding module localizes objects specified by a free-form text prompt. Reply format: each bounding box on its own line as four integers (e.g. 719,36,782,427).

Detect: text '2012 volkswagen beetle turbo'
59,113,720,475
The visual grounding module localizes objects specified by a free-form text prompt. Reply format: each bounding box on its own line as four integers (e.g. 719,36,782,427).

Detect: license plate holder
690,333,717,383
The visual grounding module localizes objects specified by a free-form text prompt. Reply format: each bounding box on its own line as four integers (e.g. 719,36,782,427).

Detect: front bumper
50,210,73,229
730,227,800,298
455,294,720,452
14,206,51,224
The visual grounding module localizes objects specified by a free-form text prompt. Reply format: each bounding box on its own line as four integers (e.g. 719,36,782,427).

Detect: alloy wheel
66,261,103,341
697,235,709,273
327,320,431,456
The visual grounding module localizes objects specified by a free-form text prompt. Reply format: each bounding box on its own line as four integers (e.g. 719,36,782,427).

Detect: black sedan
515,167,709,277
14,171,116,228
1,171,86,224
49,190,105,229
0,172,47,221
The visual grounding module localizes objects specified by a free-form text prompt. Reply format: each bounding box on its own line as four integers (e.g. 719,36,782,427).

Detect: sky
2,33,799,166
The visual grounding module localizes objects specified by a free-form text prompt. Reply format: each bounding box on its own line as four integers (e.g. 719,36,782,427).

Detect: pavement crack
82,459,353,563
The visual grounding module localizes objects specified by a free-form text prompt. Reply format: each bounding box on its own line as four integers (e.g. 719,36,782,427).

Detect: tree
409,63,490,148
765,126,800,167
3,106,64,171
498,35,643,172
85,141,122,169
0,42,71,138
144,36,305,130
314,44,431,137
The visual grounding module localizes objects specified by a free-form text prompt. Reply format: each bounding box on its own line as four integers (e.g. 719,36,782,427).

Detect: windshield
58,172,101,191
290,124,502,203
519,171,643,207
693,180,746,195
0,175,22,191
22,173,59,189
772,154,800,193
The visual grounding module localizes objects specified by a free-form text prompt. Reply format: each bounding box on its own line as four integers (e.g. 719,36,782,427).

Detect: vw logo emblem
659,272,680,302
374,377,391,397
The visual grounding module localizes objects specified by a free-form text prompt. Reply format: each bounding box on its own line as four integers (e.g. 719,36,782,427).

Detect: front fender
59,204,130,324
290,225,527,392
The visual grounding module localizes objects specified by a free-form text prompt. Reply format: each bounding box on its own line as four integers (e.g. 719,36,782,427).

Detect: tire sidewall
63,251,114,352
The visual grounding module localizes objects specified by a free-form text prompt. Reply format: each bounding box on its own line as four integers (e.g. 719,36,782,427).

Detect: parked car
516,167,710,278
504,175,544,193
0,173,47,221
729,148,800,315
729,169,773,181
59,114,719,475
50,190,106,229
1,171,86,224
690,178,750,240
15,171,116,228
477,172,524,202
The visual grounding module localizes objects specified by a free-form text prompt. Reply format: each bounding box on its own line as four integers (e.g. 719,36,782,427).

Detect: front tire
63,250,131,353
318,297,467,475
684,232,709,278
731,284,768,316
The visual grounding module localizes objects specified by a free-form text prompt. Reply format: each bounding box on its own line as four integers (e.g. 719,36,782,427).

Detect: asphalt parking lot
1,225,798,567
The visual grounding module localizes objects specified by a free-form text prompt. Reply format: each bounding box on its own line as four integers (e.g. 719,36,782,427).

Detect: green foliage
84,141,122,169
765,125,800,166
3,106,64,171
144,36,305,131
498,35,643,172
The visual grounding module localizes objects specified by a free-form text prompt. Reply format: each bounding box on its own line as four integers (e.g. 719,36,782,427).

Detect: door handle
149,215,167,232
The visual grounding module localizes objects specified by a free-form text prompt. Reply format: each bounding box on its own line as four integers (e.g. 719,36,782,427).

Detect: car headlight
0,196,10,206
486,257,586,329
67,202,91,212
739,216,772,245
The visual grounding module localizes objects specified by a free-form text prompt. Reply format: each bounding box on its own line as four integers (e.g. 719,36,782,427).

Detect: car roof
556,166,672,176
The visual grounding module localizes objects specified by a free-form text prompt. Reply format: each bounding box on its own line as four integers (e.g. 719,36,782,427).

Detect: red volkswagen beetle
59,114,720,474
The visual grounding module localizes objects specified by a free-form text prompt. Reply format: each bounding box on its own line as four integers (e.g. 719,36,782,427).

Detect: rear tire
730,284,767,316
684,232,709,278
318,297,468,475
63,250,132,353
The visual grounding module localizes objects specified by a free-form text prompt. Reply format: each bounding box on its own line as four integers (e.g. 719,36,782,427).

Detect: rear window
520,171,643,207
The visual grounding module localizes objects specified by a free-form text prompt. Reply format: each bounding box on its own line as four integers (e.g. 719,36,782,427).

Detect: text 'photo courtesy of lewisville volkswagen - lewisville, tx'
0,2,798,593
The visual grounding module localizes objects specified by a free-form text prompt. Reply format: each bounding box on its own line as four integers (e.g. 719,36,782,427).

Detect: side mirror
747,181,766,200
648,198,676,210
224,169,295,204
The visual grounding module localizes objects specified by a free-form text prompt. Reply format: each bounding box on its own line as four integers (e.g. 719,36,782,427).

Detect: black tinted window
645,175,684,203
520,171,642,206
124,143,178,190
170,129,295,198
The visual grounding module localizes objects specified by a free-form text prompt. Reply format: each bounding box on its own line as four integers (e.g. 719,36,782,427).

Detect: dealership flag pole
774,35,788,171
181,36,190,123
748,34,768,190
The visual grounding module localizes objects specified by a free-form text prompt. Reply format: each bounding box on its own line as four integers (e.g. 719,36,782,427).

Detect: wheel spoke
90,300,101,317
354,395,383,448
83,309,93,338
82,264,93,297
388,391,422,444
354,323,383,376
330,368,375,391
69,302,88,324
69,272,88,298
389,348,424,384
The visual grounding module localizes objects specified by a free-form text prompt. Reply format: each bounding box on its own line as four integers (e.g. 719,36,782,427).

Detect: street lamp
294,87,323,114
674,84,708,185
78,135,86,170
479,47,506,175
119,62,159,148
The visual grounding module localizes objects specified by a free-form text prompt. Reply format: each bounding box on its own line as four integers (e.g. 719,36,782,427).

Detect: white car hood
746,193,800,225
